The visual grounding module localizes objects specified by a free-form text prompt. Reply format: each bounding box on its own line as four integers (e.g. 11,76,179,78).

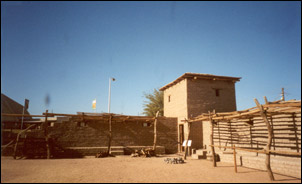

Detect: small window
215,89,220,97
168,95,171,102
77,121,87,127
143,122,152,127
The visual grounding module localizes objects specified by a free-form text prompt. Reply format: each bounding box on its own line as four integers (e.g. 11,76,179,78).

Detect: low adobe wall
47,117,178,155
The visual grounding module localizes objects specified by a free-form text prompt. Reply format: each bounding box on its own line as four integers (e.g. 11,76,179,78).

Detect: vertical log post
43,110,50,159
292,113,299,153
249,125,253,148
107,114,112,155
254,98,275,181
256,141,259,156
218,122,221,150
233,145,237,173
229,121,233,147
153,111,160,153
183,119,191,160
209,111,217,167
270,116,276,152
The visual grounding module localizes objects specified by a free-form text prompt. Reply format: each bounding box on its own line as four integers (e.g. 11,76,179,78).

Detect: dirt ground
1,155,301,183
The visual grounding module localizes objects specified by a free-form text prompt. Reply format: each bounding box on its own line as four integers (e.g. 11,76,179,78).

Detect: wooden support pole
183,119,191,160
254,98,275,181
292,113,299,153
229,121,233,147
43,110,50,159
218,122,221,150
270,116,276,152
153,111,160,152
256,141,259,156
249,126,253,148
107,114,112,155
209,111,217,167
264,96,269,104
233,145,237,173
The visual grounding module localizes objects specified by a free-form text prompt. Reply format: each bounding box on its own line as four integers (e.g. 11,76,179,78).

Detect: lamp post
108,77,116,113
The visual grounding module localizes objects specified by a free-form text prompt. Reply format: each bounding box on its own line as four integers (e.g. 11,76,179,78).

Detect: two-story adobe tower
160,73,241,152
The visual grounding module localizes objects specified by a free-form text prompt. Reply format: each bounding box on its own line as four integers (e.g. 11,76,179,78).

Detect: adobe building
160,73,241,152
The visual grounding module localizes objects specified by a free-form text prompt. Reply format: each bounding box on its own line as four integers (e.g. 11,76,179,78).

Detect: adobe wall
48,117,178,155
163,78,188,121
162,79,189,152
187,78,237,118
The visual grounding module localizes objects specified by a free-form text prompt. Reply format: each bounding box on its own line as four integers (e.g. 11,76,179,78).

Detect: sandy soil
1,155,301,183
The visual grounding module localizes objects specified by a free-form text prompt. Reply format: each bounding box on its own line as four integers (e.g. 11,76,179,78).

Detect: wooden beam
1,113,52,117
254,98,275,181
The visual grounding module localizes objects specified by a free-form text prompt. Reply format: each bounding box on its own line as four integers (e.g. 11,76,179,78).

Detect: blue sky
1,1,301,116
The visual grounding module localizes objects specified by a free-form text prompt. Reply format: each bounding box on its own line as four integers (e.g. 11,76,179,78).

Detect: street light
108,77,115,113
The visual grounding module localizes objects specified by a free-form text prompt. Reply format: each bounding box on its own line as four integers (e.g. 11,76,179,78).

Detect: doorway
179,124,184,152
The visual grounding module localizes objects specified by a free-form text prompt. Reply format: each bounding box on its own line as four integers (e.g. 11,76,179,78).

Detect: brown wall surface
187,78,237,118
48,117,179,154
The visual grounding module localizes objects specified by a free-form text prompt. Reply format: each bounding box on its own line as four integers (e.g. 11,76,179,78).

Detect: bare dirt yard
1,155,301,183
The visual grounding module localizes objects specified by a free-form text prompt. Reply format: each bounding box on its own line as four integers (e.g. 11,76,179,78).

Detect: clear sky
1,1,301,116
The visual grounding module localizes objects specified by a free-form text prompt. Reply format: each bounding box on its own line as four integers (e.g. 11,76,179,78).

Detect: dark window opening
77,121,87,127
215,89,220,97
168,95,171,102
143,122,152,127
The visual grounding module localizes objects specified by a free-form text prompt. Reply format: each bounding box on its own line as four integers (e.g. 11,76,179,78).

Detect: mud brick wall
49,117,178,154
187,78,237,118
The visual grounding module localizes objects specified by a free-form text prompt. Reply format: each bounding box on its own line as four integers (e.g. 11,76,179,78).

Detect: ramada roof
159,73,241,91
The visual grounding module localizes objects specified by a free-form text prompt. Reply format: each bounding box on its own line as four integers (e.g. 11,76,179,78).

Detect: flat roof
159,73,241,91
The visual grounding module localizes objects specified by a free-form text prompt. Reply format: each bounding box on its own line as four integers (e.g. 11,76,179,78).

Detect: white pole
108,77,115,113
108,78,111,113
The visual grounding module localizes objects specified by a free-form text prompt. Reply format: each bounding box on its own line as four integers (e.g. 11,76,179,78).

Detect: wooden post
218,122,221,150
107,114,112,155
281,88,285,101
233,145,237,173
184,119,191,160
249,126,253,148
153,111,160,152
256,141,259,156
270,116,276,152
209,111,217,167
254,98,275,181
43,110,50,159
264,96,269,104
292,113,299,153
229,121,233,147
